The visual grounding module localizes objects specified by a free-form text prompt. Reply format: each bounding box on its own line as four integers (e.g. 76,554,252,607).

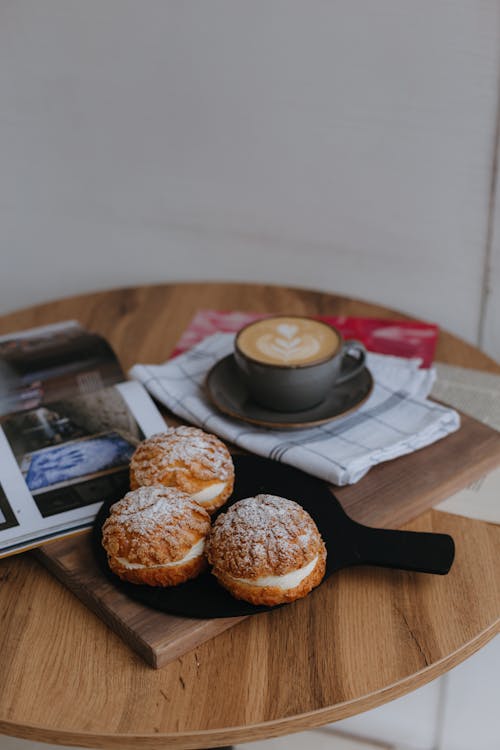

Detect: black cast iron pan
93,455,455,618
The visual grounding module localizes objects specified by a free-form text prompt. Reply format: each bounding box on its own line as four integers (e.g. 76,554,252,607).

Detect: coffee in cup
236,316,340,367
234,316,366,412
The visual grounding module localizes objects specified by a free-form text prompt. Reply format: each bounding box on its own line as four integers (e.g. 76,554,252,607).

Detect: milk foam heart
276,323,299,339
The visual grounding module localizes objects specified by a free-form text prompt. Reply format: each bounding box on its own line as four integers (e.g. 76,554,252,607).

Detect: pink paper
172,309,439,367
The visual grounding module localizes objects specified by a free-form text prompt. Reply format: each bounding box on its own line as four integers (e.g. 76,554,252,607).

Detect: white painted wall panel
0,1,499,347
483,252,500,360
483,159,500,360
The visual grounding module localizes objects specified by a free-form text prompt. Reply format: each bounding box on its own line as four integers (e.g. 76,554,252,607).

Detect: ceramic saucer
206,354,374,429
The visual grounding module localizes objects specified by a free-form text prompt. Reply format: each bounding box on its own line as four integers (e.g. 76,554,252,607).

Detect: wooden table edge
1,618,498,750
0,280,419,321
1,282,499,749
0,279,490,354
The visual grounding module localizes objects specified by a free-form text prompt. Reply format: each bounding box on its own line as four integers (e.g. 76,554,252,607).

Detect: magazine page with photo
0,322,166,558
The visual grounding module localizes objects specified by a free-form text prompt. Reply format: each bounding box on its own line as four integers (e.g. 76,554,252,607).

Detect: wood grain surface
35,533,247,669
0,282,499,750
35,410,500,669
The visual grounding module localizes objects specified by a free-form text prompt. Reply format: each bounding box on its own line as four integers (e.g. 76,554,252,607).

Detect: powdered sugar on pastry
102,485,210,566
207,494,327,606
130,427,233,484
207,494,325,578
129,427,234,513
101,485,211,587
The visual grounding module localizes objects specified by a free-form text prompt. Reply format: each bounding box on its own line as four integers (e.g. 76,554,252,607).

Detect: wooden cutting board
35,410,500,668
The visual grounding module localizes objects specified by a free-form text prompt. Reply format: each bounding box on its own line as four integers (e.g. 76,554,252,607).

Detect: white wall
1,1,499,357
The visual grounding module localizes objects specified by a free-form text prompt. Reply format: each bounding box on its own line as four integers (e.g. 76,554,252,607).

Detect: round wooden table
0,283,499,750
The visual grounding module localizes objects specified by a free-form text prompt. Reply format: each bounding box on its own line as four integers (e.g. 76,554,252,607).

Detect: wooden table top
0,282,499,750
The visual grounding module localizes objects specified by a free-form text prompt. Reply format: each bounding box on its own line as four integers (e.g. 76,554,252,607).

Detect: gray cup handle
336,340,367,384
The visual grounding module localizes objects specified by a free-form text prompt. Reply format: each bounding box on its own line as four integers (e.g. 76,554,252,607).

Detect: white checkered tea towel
130,333,460,486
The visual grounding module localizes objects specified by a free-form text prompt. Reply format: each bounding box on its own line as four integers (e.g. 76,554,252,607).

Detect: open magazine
0,321,166,558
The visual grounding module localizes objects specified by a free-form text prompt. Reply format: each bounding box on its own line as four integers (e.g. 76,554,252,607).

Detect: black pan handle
340,522,455,575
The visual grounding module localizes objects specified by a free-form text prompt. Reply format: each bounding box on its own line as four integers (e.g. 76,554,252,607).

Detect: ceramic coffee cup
234,315,366,412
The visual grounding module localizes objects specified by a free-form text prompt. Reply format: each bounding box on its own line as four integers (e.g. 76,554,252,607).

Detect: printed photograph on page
1,386,144,518
0,320,123,418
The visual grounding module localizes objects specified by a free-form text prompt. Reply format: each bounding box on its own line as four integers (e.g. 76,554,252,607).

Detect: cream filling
228,555,318,591
117,538,205,570
191,481,227,505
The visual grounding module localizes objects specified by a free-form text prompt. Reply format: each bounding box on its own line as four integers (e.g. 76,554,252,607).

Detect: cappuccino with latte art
236,317,340,367
234,315,366,412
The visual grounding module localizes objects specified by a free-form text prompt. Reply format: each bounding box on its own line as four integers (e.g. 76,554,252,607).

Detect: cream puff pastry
129,426,234,513
207,494,327,606
102,485,211,586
